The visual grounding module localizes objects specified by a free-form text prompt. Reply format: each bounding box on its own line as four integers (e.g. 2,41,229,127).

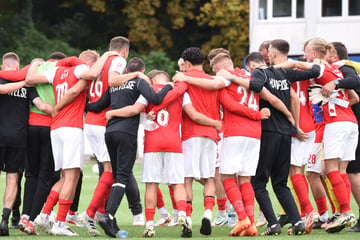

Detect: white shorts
182,137,216,179
84,124,110,163
51,127,84,171
323,121,358,161
215,133,224,168
142,152,184,184
219,136,260,176
291,131,316,167
306,142,322,173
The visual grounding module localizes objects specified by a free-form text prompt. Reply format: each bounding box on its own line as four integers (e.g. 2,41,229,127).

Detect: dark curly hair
181,47,204,65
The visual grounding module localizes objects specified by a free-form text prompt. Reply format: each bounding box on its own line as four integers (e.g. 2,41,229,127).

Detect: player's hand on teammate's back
260,108,271,119
295,127,309,142
147,111,156,121
172,72,186,82
138,72,151,85
106,110,114,121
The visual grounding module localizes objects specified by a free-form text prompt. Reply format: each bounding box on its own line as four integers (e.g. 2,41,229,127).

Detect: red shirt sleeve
0,64,30,81
149,81,188,114
219,88,261,121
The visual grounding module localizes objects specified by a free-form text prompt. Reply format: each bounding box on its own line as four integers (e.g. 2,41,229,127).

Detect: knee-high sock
340,173,351,205
223,178,247,221
157,187,165,209
324,177,340,213
217,197,227,211
86,171,113,218
56,199,73,222
291,174,314,214
42,190,59,215
327,171,351,213
240,182,255,223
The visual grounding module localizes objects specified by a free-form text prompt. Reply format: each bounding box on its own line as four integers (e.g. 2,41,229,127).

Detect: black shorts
0,145,26,173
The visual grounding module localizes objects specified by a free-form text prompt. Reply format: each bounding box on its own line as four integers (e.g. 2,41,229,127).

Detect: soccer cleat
240,222,258,236
18,216,29,232
200,217,212,235
179,215,192,238
213,214,228,226
321,213,340,229
24,221,39,235
0,220,9,236
155,213,171,227
66,211,85,227
278,214,290,227
348,218,360,232
229,216,251,236
81,212,101,236
326,211,356,233
256,211,267,228
312,219,326,229
10,217,20,229
34,214,52,234
133,213,145,226
50,221,78,236
287,221,306,235
142,224,155,238
94,211,105,224
99,214,120,238
168,217,179,226
304,210,319,234
260,223,281,236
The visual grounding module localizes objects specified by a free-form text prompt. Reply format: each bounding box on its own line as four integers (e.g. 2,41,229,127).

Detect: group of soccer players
0,35,360,238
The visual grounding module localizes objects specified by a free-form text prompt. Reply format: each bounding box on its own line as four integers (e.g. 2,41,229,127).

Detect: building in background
249,0,360,61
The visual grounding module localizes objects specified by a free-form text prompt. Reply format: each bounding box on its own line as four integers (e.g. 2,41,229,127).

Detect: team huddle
0,36,360,238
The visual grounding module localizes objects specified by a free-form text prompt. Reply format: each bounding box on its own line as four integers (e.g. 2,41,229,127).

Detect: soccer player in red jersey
25,50,112,236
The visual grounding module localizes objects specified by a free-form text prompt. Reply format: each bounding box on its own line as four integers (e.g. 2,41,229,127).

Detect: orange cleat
240,223,257,236
228,216,251,236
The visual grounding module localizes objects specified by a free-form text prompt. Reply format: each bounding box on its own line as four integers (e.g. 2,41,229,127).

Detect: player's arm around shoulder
25,59,49,85
0,81,26,94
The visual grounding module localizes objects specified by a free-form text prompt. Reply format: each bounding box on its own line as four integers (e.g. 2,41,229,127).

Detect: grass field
0,160,359,239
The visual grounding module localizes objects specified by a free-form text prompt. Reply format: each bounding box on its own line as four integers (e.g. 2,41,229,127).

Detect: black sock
2,208,11,223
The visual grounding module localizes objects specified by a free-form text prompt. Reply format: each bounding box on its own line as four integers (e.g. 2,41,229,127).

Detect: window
296,0,304,18
349,0,360,15
322,0,342,16
273,0,292,17
259,0,267,20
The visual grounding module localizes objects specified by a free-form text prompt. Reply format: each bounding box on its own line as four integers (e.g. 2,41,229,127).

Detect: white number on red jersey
157,109,169,127
89,76,103,98
296,82,307,106
237,86,258,111
56,82,68,103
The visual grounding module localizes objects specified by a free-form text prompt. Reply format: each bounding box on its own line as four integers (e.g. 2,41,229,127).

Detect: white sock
204,209,212,220
159,207,168,217
146,221,154,228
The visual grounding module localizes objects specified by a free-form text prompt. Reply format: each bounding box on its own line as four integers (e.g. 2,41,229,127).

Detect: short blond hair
308,38,332,59
79,49,99,64
210,53,232,68
207,48,230,62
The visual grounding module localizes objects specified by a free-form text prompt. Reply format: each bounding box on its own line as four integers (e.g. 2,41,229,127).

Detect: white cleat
66,211,85,227
155,213,171,227
142,224,156,237
133,213,145,226
50,221,78,236
81,212,101,236
34,214,52,234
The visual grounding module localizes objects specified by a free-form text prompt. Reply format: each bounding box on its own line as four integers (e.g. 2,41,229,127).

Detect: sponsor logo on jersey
269,78,289,90
8,87,27,98
110,80,136,93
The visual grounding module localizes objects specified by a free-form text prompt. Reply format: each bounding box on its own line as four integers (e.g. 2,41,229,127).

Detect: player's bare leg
143,183,157,237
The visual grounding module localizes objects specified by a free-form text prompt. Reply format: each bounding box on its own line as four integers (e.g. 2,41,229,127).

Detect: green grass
1,160,359,239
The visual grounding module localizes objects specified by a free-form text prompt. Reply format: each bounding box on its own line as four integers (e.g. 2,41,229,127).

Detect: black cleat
261,223,281,236
10,217,19,229
348,219,360,232
288,221,306,235
179,216,192,238
199,217,211,235
98,214,120,238
0,220,9,236
313,220,326,229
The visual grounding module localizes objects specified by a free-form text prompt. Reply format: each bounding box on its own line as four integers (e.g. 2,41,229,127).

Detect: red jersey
84,56,117,126
291,80,315,133
220,71,262,139
47,65,88,130
315,64,357,124
142,84,183,153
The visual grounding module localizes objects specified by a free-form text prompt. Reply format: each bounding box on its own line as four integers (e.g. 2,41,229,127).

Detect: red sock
157,187,165,209
327,171,351,213
56,199,73,222
240,182,255,224
341,174,351,205
302,175,309,195
168,185,177,210
86,171,113,218
186,201,192,217
315,196,328,215
204,196,215,211
217,197,227,211
222,178,247,220
291,174,314,214
176,200,187,213
68,210,76,215
145,208,155,222
42,190,59,215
